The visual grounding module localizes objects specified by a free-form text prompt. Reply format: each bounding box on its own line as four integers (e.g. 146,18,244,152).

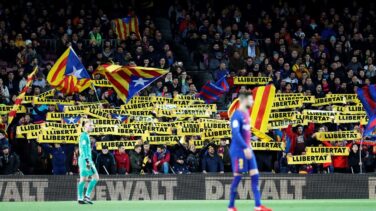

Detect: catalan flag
8,67,38,125
228,84,276,133
47,47,91,95
96,64,168,102
357,85,376,138
112,16,141,40
198,76,229,103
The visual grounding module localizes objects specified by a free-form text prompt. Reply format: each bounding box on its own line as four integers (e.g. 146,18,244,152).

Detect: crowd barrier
0,174,375,201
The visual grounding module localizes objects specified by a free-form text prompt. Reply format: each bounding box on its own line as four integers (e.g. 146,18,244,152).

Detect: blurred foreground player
228,91,272,211
77,120,99,204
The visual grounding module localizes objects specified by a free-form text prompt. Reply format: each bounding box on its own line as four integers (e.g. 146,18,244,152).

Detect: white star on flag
133,78,148,87
68,66,84,78
115,115,123,121
67,117,76,123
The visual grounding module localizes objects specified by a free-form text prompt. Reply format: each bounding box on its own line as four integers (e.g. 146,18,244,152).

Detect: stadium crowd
0,0,376,175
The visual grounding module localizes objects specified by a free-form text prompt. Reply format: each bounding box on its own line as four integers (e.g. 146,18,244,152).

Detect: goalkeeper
77,120,99,204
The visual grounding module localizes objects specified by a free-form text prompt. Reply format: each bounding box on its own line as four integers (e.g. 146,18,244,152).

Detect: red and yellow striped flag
8,67,38,125
96,64,168,102
228,84,276,133
112,16,141,40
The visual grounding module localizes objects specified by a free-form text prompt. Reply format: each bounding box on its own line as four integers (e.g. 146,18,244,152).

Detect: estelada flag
47,46,91,95
96,64,168,103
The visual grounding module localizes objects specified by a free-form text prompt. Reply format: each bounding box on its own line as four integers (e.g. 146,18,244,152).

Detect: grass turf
2,200,375,211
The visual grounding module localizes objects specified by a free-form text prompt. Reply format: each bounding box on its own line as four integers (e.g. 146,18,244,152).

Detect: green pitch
2,200,375,211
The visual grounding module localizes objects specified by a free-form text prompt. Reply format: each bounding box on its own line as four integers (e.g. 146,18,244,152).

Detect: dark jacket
96,153,116,174
41,144,67,174
130,151,143,174
202,153,224,173
0,152,20,175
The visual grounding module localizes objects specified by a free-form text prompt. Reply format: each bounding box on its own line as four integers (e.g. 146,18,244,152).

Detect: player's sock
77,181,85,201
85,179,98,198
251,174,261,207
228,175,242,208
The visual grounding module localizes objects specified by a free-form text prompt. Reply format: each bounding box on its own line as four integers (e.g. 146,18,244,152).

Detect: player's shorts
231,150,258,173
79,158,98,177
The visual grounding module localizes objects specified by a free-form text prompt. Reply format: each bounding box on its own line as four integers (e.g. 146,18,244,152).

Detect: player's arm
231,116,248,149
231,116,252,159
79,133,92,169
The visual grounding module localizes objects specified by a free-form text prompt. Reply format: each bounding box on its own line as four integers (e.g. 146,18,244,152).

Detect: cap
102,145,109,150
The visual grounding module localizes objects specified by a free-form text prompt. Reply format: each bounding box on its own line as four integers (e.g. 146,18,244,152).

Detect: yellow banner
312,96,345,106
142,135,183,145
23,96,34,104
121,102,155,110
116,127,147,136
335,114,366,124
91,119,123,125
101,109,128,115
177,127,204,136
144,126,172,135
173,109,211,118
272,99,303,110
47,112,80,121
84,108,110,119
17,124,42,134
201,129,231,140
44,122,79,129
0,105,26,114
287,154,332,164
251,142,285,151
199,122,229,129
37,134,78,144
316,131,362,141
326,94,359,103
269,111,298,121
306,147,349,156
33,97,74,105
96,140,139,150
38,89,56,99
179,104,217,113
233,77,272,85
268,119,304,129
344,105,365,114
64,104,100,113
26,131,40,139
87,125,117,135
191,139,221,149
42,129,79,136
92,80,112,87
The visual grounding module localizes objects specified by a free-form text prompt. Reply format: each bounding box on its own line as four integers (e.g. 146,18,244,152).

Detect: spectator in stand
186,144,200,173
41,143,72,175
217,139,231,172
153,145,170,174
0,144,20,175
114,144,130,174
142,142,153,174
130,145,143,174
202,145,224,173
349,144,363,174
285,123,315,155
173,143,189,174
96,145,116,175
0,130,9,152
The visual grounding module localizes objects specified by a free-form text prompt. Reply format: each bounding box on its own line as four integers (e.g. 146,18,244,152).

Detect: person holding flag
228,91,272,211
77,120,99,204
